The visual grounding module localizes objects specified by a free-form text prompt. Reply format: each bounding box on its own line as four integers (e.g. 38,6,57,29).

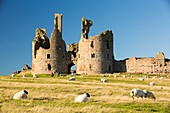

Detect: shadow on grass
32,97,59,101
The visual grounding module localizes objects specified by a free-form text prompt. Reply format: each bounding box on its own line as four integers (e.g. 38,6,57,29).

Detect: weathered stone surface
33,28,50,58
114,52,170,74
81,17,93,39
68,43,79,61
32,13,71,74
31,13,170,75
22,64,31,70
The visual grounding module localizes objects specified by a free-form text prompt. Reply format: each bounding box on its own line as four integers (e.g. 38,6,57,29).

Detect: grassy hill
0,73,170,113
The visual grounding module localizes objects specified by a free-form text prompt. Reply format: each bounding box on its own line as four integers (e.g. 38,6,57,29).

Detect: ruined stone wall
32,44,52,74
113,60,126,72
126,57,155,74
122,52,170,74
76,30,114,74
165,61,170,73
68,43,79,65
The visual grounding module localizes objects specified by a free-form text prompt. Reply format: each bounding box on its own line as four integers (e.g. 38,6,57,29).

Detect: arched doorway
48,64,51,70
68,63,76,74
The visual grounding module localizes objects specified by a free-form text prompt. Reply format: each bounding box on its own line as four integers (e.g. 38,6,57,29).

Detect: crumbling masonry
32,13,170,74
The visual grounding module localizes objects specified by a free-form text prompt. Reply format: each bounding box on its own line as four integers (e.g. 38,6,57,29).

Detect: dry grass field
0,73,170,113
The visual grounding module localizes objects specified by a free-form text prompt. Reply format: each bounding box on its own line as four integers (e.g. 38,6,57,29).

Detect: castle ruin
32,13,170,75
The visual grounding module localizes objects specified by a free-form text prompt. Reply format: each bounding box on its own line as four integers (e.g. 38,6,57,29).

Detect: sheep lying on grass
139,78,145,81
130,88,147,100
13,90,28,100
74,93,90,102
69,76,76,81
23,75,28,78
122,75,126,78
159,77,164,80
114,75,117,78
143,90,156,100
149,82,155,86
101,78,108,83
131,75,134,78
11,74,16,77
33,74,38,78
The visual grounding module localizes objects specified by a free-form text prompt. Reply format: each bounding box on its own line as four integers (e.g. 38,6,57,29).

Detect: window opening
90,41,94,48
47,54,50,59
91,53,95,58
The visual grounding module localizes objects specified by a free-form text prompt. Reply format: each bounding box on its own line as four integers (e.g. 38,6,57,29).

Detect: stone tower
32,13,71,74
75,17,114,74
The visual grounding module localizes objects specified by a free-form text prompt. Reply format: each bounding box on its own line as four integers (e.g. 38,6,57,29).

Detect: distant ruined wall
126,57,155,74
120,52,170,74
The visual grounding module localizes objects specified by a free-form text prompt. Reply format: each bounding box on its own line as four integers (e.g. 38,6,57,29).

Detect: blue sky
0,0,170,75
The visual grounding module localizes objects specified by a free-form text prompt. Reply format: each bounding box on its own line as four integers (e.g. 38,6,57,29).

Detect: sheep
114,75,117,78
149,82,155,86
101,78,108,83
69,76,76,81
143,90,156,100
23,75,28,78
11,73,16,77
130,88,147,100
122,75,126,78
159,77,164,80
13,90,28,100
131,75,134,78
139,78,145,81
74,93,90,102
152,76,156,79
144,75,149,78
33,74,38,78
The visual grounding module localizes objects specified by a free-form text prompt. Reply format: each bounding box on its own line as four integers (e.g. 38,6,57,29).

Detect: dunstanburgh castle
32,13,170,75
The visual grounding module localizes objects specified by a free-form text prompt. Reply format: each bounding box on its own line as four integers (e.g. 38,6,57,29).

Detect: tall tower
32,13,71,74
49,13,71,74
76,17,114,74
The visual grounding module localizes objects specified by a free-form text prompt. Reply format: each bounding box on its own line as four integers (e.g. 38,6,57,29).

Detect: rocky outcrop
13,64,31,74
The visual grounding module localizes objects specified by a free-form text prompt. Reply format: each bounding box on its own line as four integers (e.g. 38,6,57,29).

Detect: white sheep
122,75,126,78
152,76,156,79
74,93,90,102
139,78,145,81
101,78,108,83
143,90,156,100
33,74,38,78
130,88,147,100
131,75,134,78
159,77,164,80
11,74,16,77
114,75,117,78
13,90,28,100
69,76,76,81
23,75,28,78
149,82,155,86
